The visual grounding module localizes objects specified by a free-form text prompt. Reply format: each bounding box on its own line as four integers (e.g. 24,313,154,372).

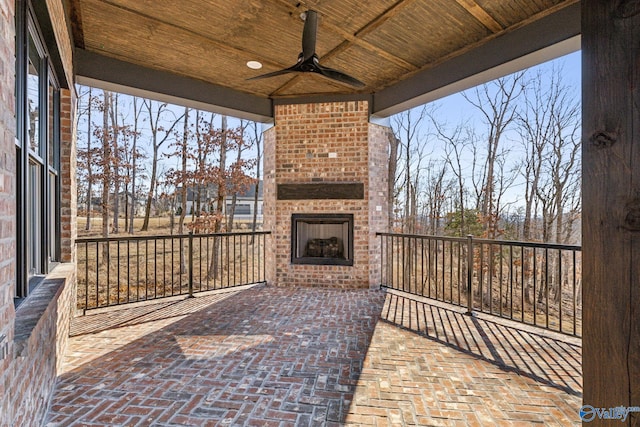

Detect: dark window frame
15,0,61,301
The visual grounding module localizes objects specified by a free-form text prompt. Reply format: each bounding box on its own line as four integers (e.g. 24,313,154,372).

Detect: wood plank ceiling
68,0,579,114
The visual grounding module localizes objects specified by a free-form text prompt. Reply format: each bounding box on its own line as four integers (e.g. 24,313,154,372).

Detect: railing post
188,232,194,297
379,233,383,289
466,234,474,316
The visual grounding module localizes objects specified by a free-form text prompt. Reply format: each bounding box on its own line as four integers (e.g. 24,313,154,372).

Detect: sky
387,50,582,215
433,50,580,129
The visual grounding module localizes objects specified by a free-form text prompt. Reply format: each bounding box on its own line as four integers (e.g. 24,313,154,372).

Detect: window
227,203,252,215
48,79,61,267
15,2,61,299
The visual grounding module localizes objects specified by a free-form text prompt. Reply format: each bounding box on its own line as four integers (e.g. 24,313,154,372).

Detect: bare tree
76,87,99,231
435,120,472,236
164,107,192,270
517,71,549,240
249,121,262,239
517,64,580,243
387,132,401,230
109,93,122,233
215,115,228,233
391,105,432,233
140,100,185,231
226,120,250,232
100,91,111,240
178,107,190,235
193,111,216,218
422,159,451,234
463,73,525,238
128,97,143,234
492,150,520,235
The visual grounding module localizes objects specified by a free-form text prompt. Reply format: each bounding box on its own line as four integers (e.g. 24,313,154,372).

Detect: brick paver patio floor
45,285,582,426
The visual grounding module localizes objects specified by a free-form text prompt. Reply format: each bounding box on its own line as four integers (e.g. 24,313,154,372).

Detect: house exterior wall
0,1,18,420
263,101,389,289
0,1,77,425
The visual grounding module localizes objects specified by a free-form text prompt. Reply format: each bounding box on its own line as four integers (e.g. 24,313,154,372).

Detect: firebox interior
291,214,354,266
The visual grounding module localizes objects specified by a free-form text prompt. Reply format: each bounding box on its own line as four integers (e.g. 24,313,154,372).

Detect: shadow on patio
45,285,581,426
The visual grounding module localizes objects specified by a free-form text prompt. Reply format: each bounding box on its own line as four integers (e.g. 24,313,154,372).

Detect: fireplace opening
291,214,354,266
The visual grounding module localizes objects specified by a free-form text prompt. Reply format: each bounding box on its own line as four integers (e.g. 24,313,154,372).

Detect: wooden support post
582,0,640,423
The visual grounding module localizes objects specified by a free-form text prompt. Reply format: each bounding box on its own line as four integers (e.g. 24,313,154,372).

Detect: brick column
59,88,77,263
263,125,277,286
263,101,390,288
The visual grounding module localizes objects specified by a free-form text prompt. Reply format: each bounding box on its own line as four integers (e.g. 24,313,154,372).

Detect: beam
454,0,503,33
582,0,640,421
75,49,273,122
372,1,580,117
319,21,419,71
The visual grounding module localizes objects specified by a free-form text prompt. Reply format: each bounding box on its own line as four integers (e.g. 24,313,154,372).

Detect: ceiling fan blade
316,64,365,88
302,10,318,62
246,67,295,81
248,9,364,89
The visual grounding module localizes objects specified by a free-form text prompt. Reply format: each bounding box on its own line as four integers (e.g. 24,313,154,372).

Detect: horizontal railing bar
376,232,580,251
76,230,272,244
376,232,466,244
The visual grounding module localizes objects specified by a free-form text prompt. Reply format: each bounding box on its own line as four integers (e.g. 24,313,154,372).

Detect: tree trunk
208,115,227,280
251,122,261,242
216,115,228,229
179,108,189,272
226,123,244,232
101,91,111,264
387,133,399,231
178,107,189,235
85,88,93,231
141,144,158,232
140,101,185,231
129,97,139,234
110,94,120,233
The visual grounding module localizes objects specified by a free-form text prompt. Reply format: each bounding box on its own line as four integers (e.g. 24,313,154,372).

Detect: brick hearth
263,101,390,288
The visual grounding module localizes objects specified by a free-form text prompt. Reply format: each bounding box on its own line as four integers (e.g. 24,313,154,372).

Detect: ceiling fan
248,10,365,88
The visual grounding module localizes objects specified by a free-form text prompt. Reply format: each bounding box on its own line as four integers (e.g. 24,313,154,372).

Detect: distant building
85,192,149,217
177,181,263,222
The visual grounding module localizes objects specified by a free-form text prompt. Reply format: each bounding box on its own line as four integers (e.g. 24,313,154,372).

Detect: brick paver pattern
45,286,581,426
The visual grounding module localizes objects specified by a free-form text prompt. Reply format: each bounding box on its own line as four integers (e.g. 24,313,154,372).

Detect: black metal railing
76,231,270,313
378,232,582,337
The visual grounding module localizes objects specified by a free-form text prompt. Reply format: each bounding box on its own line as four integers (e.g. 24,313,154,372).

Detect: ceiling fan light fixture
246,60,263,70
247,10,365,88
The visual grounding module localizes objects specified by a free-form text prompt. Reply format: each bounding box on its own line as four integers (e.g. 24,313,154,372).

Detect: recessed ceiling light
246,61,263,70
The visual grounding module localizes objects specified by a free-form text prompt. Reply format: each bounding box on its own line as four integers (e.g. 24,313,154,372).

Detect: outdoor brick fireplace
263,101,390,288
291,213,354,266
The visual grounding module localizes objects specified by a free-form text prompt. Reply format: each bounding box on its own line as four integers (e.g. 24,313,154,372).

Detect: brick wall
60,88,77,263
264,101,389,288
368,123,391,286
0,0,78,425
45,0,74,87
0,0,17,421
7,265,76,426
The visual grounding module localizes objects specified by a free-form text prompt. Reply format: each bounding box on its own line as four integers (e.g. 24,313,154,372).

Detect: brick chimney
263,101,390,288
